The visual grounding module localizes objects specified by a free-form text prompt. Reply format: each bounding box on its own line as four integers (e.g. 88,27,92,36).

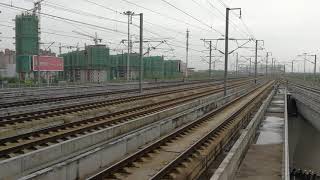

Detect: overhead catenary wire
203,0,253,40
0,2,127,35
42,1,183,47
0,0,263,69
43,2,128,25
160,0,223,36
119,0,220,34
215,0,255,39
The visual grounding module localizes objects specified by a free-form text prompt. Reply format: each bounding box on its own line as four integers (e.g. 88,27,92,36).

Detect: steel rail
289,82,320,94
151,84,270,179
86,81,273,180
0,78,245,109
0,79,251,127
0,81,250,159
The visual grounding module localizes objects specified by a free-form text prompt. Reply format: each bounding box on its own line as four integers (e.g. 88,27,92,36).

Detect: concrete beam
0,85,253,179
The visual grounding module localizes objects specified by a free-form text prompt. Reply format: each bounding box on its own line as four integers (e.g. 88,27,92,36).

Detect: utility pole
314,55,317,81
271,58,274,76
235,52,239,75
292,60,294,73
139,13,143,93
33,0,44,86
255,40,264,84
200,39,214,78
224,8,229,96
185,29,189,79
124,11,134,81
224,7,241,96
249,58,252,76
266,52,272,77
308,55,317,82
209,41,212,78
304,53,307,81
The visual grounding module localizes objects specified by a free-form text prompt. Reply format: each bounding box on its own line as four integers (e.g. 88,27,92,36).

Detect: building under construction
60,47,185,82
14,12,185,83
15,13,39,80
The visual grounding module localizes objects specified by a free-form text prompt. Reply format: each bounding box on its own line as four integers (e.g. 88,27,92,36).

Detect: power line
120,0,218,33
82,0,121,14
0,2,127,35
160,0,223,36
77,0,214,54
216,0,255,39
205,0,251,39
43,2,127,25
44,1,180,45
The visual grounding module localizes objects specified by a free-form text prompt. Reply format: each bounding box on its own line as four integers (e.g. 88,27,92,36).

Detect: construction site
13,11,186,84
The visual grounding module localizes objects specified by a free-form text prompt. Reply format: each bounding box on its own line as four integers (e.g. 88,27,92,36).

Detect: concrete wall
17,86,255,180
289,85,320,131
295,99,320,131
0,85,253,179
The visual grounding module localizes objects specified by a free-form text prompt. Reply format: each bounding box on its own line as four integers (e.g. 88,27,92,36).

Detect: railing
284,87,290,180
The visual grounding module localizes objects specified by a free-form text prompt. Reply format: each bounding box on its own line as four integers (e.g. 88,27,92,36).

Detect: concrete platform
211,85,289,180
235,89,285,180
236,144,283,180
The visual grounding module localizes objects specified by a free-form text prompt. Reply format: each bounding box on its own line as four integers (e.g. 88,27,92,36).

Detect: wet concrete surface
236,91,285,180
256,115,284,145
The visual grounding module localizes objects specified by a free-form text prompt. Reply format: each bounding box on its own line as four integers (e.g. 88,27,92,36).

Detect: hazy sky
0,0,319,72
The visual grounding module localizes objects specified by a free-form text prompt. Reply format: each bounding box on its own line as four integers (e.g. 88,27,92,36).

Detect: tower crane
72,30,102,45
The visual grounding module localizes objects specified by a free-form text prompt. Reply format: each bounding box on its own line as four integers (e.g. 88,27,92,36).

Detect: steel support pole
224,8,230,96
38,54,40,86
304,53,306,81
185,29,189,79
209,41,212,78
254,40,258,84
271,58,274,76
139,13,143,93
126,12,131,81
314,55,317,82
236,52,238,76
249,58,251,76
266,53,269,76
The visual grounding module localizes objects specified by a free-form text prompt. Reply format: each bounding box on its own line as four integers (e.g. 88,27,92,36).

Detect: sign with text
33,56,64,71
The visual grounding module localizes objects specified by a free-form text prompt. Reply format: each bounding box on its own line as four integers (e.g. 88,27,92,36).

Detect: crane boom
72,30,102,45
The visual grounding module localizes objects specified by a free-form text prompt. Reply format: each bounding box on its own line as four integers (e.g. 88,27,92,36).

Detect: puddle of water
272,100,285,104
256,116,284,145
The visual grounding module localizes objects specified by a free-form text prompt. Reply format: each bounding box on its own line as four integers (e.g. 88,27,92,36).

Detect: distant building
40,49,56,56
0,49,16,78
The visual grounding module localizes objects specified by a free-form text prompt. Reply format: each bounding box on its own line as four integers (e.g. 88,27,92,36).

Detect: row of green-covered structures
14,13,185,82
60,45,186,82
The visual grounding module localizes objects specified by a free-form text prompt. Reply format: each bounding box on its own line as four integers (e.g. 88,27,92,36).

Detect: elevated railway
87,82,273,180
0,80,253,159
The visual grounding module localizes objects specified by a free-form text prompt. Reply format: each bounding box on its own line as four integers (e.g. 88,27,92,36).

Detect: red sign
33,56,64,71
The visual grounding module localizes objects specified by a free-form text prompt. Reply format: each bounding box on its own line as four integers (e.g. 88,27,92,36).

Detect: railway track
289,82,320,94
0,79,252,127
87,81,273,180
0,80,253,160
0,78,240,109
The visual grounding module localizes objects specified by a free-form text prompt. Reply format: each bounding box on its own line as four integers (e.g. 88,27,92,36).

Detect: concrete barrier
0,85,253,180
16,86,256,180
210,89,275,180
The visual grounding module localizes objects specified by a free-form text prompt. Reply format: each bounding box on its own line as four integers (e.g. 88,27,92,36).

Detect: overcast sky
0,0,319,72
